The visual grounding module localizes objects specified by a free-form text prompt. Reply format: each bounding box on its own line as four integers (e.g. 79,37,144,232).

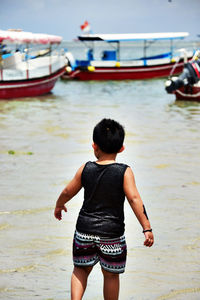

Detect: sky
0,0,199,41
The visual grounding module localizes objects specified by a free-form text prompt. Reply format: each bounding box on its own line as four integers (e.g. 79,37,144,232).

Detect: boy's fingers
54,206,67,220
143,232,154,247
54,208,61,219
55,213,61,220
144,237,154,247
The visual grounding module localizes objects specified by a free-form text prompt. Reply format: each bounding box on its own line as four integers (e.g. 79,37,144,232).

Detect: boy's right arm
54,164,85,220
123,167,154,247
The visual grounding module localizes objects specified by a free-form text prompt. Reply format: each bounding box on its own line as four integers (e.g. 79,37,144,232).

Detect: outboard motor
165,51,200,93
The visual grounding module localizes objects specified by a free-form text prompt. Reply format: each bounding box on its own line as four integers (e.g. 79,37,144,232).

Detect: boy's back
76,161,128,238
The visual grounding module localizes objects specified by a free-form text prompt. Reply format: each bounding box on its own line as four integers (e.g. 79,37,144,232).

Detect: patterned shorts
73,230,127,274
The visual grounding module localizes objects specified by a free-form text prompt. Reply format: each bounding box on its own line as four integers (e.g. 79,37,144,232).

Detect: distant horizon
0,0,199,41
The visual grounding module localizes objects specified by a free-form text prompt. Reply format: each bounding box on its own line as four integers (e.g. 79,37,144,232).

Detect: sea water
0,40,200,300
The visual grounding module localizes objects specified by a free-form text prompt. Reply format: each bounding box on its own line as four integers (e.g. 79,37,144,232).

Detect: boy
54,118,154,300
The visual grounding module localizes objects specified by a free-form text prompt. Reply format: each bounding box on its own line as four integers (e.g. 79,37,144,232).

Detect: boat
174,83,200,101
62,32,192,81
0,29,67,99
165,50,200,101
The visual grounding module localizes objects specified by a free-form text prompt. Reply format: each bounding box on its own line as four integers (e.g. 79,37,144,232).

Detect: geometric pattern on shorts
73,230,127,273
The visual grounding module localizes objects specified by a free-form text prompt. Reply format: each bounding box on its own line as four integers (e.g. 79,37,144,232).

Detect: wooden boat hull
175,85,200,101
62,61,186,81
0,67,65,99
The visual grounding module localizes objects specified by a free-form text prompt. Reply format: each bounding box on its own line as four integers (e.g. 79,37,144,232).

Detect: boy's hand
54,205,67,220
144,231,154,247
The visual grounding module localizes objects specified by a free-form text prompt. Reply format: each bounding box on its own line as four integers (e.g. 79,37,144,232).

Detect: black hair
93,118,125,153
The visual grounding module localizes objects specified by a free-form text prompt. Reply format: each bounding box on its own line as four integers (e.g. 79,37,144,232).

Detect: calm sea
0,40,200,300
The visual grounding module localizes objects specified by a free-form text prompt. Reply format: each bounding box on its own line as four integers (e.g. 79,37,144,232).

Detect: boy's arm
54,164,85,220
123,167,154,247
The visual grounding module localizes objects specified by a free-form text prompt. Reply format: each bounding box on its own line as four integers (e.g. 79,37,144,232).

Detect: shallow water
0,73,200,299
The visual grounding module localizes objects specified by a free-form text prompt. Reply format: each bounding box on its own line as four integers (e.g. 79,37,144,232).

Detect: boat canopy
78,32,189,42
0,29,62,44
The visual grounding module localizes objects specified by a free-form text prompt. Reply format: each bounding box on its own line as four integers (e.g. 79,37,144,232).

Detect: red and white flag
80,21,91,33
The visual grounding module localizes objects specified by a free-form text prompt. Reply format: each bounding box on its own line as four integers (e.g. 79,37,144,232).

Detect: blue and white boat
63,32,193,80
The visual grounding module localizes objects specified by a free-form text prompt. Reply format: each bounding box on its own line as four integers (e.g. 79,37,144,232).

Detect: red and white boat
0,30,66,99
174,83,200,101
165,50,200,102
63,32,192,81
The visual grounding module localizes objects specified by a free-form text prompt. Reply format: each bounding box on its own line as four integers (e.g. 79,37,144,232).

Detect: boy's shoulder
83,161,129,166
116,162,129,167
82,161,130,173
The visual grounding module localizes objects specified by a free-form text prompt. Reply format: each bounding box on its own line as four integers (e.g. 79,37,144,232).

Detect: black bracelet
143,229,152,233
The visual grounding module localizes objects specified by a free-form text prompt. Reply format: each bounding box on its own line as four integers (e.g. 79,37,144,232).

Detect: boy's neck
96,153,117,164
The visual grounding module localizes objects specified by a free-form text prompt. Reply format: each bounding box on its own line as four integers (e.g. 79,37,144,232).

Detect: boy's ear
118,145,125,153
92,143,98,150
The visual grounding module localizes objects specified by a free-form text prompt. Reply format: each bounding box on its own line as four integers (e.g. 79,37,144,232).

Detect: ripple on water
0,206,52,215
0,264,37,274
16,238,54,249
185,236,200,251
154,164,171,169
0,223,11,230
44,248,70,259
156,287,200,300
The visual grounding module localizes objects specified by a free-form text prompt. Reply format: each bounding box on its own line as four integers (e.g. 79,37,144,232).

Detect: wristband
143,229,152,233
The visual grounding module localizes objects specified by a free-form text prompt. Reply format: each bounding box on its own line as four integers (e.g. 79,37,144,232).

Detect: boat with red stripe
62,32,192,81
0,29,66,99
165,50,200,102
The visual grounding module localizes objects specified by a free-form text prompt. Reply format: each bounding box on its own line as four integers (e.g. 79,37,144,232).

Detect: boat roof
0,29,62,44
78,32,189,42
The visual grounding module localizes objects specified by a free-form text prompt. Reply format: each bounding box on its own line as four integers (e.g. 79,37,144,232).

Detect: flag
80,21,91,33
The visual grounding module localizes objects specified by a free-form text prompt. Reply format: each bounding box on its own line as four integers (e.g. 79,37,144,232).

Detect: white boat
0,29,67,99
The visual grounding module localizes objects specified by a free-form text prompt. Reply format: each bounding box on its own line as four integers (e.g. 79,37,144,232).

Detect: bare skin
54,143,154,299
71,266,93,300
71,266,119,300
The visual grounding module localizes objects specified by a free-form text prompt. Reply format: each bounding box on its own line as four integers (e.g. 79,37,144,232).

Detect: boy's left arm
124,167,154,247
54,164,85,220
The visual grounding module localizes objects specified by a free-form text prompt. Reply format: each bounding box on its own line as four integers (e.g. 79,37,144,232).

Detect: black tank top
76,161,129,238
